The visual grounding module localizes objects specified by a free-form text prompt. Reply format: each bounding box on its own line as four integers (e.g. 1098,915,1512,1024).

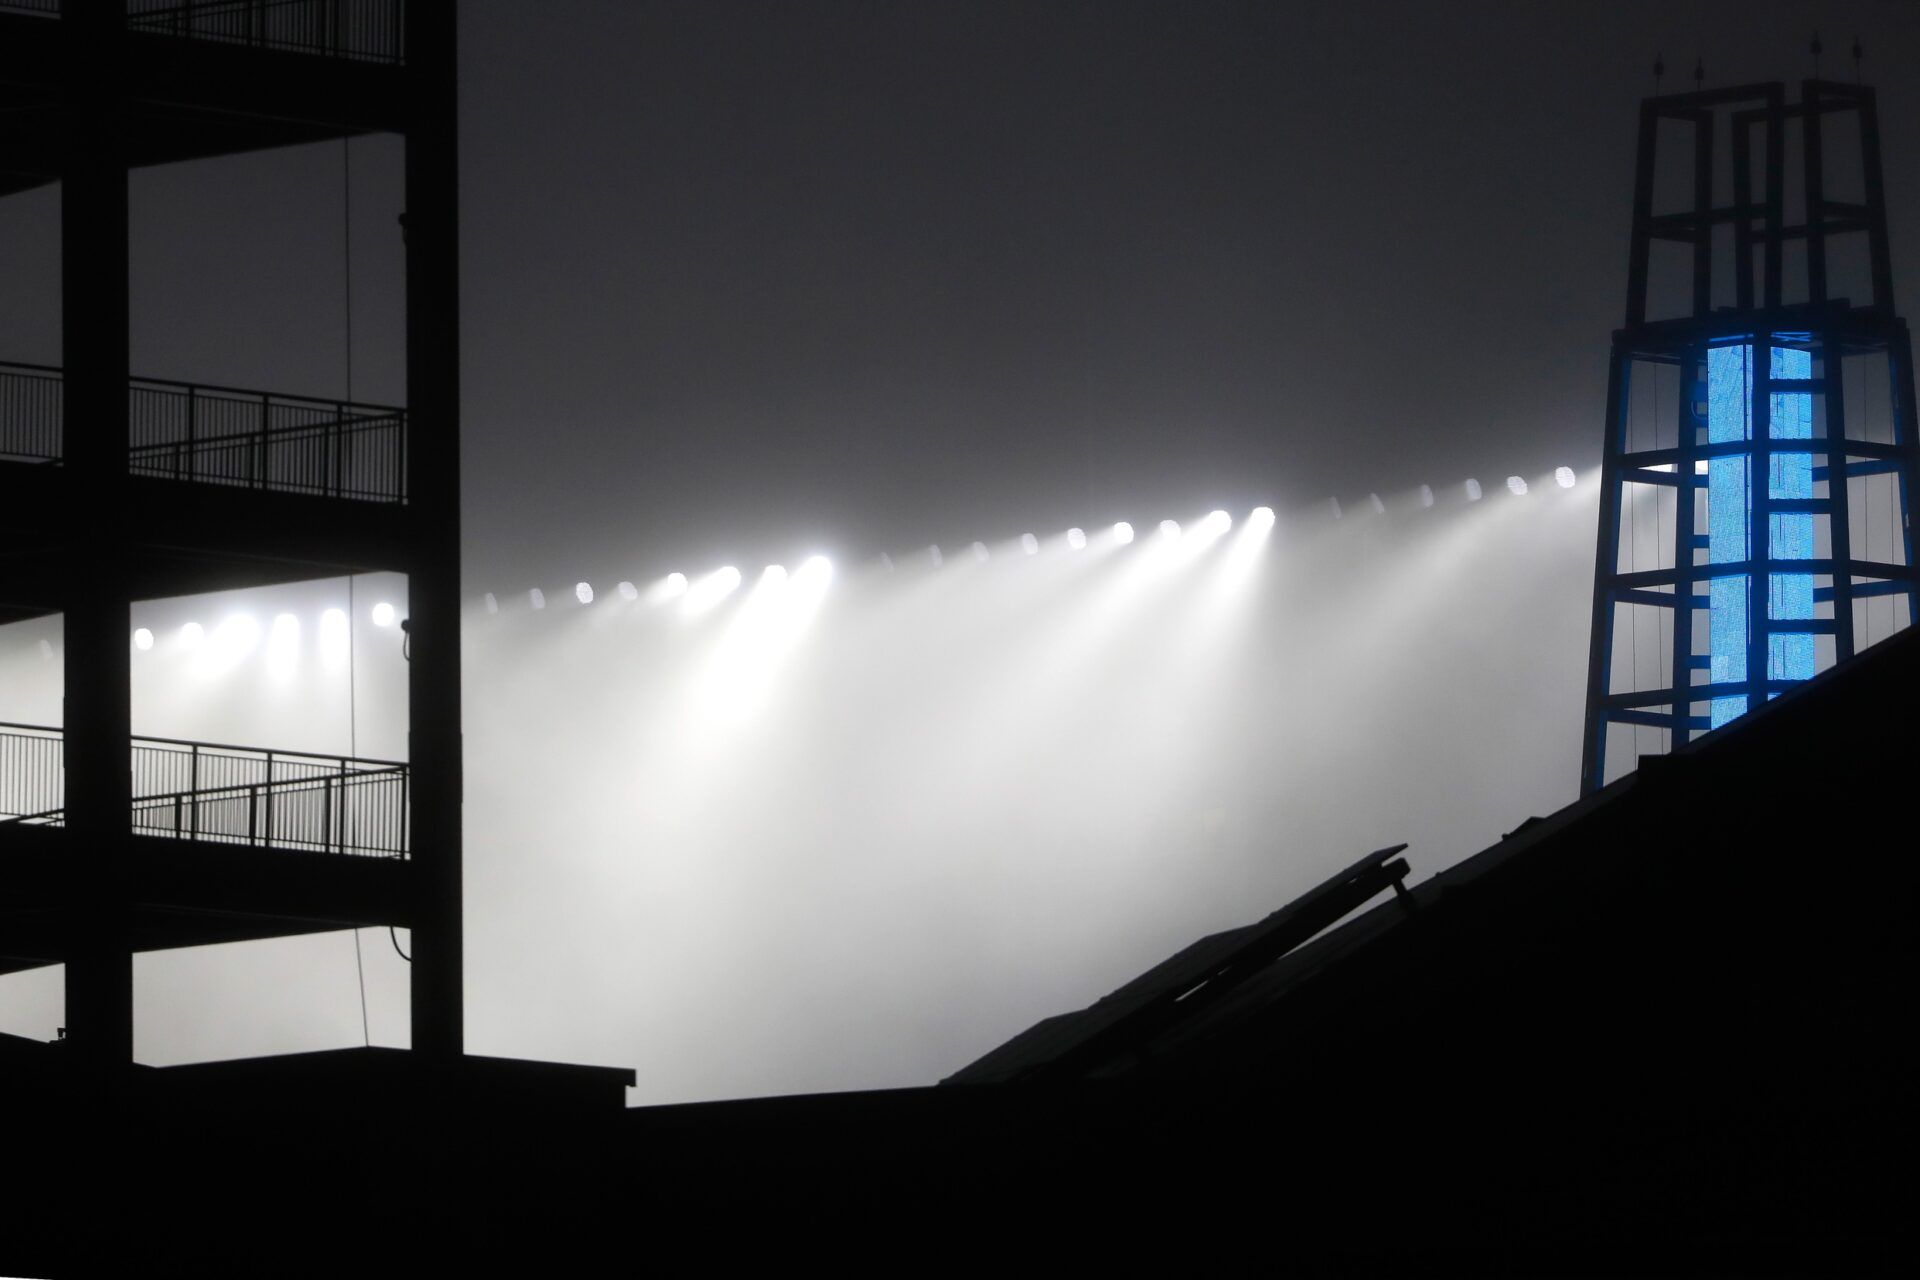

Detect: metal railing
0,723,408,858
126,0,405,64
0,2,61,17
0,362,408,504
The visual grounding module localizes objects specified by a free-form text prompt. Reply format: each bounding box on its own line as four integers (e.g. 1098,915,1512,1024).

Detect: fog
0,478,1597,1103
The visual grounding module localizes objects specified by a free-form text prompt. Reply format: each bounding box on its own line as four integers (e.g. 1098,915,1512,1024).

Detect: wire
390,927,411,963
352,927,369,1046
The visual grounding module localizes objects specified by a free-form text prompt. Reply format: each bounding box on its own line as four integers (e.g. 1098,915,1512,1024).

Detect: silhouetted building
1581,80,1919,793
0,0,473,1072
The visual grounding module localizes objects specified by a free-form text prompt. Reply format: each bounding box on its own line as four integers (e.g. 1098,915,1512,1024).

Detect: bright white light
575,582,594,605
37,639,54,662
1506,475,1528,496
617,581,638,601
683,566,743,616
1158,519,1181,541
1020,533,1039,556
180,622,204,648
1113,521,1135,545
1330,498,1344,521
1419,485,1435,509
763,564,788,585
483,592,499,615
267,613,300,676
878,553,895,573
320,608,349,669
208,614,260,669
529,589,546,610
971,541,989,564
1555,466,1577,489
1694,460,1709,476
372,601,397,626
1368,493,1386,515
800,555,832,579
1066,527,1086,550
649,572,689,604
132,627,153,651
1464,479,1483,501
929,546,944,568
1248,506,1275,532
1204,510,1232,536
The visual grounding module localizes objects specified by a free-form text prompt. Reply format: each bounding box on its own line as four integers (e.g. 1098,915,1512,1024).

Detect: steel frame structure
1581,80,1920,795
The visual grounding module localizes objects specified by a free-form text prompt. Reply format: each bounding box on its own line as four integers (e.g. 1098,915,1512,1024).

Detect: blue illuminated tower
1581,81,1920,794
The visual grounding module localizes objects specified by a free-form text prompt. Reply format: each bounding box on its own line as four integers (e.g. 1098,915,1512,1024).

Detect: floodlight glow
483,592,499,614
763,565,788,584
133,627,153,651
1204,510,1232,536
575,582,594,605
650,572,689,604
1248,506,1275,532
529,589,546,610
208,614,260,669
1555,466,1577,489
1464,479,1483,501
1020,533,1039,556
1066,527,1086,550
1368,493,1385,515
617,581,638,601
180,622,204,648
800,554,832,579
37,639,53,661
1330,498,1344,520
1158,519,1181,540
373,601,397,626
1506,476,1527,496
267,613,300,676
320,608,349,669
1113,521,1134,545
1419,485,1435,509
929,546,944,568
683,566,743,615
878,553,894,572
971,541,989,564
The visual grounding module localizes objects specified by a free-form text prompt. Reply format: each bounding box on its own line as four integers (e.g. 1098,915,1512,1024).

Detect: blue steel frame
1580,81,1920,795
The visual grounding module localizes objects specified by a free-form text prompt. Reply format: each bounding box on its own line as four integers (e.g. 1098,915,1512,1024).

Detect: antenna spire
1653,51,1665,93
1811,30,1823,78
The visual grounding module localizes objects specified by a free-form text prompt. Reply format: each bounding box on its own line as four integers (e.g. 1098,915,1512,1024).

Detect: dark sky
3,0,1917,588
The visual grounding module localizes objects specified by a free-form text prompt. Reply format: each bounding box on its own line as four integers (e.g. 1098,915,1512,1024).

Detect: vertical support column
1624,103,1658,327
1856,87,1896,311
1763,87,1785,310
405,0,463,1061
1691,111,1713,315
59,0,133,1076
1580,344,1630,794
1746,334,1776,708
1822,332,1856,661
1803,82,1829,306
1668,348,1701,748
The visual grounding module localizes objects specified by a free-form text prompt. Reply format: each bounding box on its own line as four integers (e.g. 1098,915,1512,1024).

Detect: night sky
3,0,1915,591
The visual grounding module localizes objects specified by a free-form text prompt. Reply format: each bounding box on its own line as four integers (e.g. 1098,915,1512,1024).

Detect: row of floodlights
127,601,400,653
487,469,1580,616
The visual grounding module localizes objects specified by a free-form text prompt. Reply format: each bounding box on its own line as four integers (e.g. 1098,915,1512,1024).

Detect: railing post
188,743,199,839
257,394,269,488
248,784,259,846
333,403,345,498
185,384,196,483
263,750,274,848
172,793,181,838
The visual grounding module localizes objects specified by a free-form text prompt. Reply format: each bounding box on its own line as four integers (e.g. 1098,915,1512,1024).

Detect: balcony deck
0,723,411,974
0,363,415,621
0,1,410,200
